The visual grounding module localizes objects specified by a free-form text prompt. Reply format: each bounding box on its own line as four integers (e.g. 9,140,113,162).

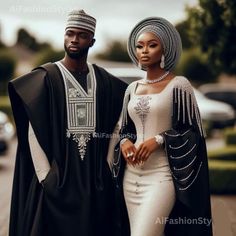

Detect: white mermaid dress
123,82,176,236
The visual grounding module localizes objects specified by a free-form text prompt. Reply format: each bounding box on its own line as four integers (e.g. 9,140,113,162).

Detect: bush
0,50,17,95
0,96,12,121
95,41,131,62
35,49,64,67
207,130,236,194
208,160,236,194
224,128,236,145
208,146,236,161
175,48,215,85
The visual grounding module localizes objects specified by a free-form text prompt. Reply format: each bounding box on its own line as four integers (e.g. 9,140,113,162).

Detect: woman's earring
160,54,165,69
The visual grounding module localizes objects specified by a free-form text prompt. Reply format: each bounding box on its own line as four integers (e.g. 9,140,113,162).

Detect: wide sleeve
28,122,51,183
162,77,212,235
112,83,137,183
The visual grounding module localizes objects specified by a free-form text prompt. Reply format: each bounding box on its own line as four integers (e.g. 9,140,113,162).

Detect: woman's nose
142,46,148,54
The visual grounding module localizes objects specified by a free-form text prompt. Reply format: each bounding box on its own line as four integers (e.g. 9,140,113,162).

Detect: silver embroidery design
173,77,204,136
134,96,152,141
56,62,96,160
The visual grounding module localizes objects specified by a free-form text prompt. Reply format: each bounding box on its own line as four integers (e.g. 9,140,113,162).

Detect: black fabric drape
8,63,128,236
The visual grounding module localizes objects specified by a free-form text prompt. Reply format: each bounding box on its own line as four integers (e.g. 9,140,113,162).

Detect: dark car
199,83,236,111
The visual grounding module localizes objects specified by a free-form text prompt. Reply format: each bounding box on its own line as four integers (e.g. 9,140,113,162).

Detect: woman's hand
133,138,160,165
120,139,137,165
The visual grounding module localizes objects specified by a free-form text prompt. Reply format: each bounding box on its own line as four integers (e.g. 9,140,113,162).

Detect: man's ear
90,38,96,47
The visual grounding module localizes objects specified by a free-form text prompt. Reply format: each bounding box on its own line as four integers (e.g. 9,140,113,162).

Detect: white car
0,111,15,152
106,67,235,129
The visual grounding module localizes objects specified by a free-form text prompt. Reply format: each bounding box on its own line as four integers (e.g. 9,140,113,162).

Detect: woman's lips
141,56,150,61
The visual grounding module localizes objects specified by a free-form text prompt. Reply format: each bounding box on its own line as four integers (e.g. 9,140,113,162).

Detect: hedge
208,146,236,161
224,128,236,145
0,95,13,121
208,160,236,194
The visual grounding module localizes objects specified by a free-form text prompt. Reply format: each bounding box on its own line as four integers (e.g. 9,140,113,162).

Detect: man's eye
66,31,73,37
79,33,89,39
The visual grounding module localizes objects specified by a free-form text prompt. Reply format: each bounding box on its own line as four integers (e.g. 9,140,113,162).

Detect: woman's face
135,32,163,68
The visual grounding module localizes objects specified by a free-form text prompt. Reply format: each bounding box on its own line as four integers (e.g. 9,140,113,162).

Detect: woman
112,17,212,236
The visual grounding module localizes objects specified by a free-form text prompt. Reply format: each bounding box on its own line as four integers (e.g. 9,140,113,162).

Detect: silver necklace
143,71,170,84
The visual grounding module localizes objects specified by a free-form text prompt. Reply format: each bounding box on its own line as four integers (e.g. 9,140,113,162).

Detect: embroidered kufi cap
127,17,182,71
65,9,96,34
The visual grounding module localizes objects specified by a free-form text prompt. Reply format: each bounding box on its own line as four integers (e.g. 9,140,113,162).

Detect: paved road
0,138,235,236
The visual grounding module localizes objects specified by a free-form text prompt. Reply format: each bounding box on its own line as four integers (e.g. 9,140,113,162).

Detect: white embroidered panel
55,62,97,160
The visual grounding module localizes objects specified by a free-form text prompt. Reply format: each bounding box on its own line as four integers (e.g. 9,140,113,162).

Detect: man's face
64,27,95,59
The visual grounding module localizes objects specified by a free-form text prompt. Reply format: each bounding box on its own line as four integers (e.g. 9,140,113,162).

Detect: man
8,9,128,236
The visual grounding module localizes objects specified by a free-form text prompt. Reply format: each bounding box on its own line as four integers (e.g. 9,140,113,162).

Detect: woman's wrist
154,134,164,146
120,138,129,146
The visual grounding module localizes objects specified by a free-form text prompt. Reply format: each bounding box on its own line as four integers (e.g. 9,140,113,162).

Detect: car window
205,91,236,109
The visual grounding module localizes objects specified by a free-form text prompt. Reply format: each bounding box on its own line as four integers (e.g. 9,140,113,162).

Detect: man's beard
64,44,89,59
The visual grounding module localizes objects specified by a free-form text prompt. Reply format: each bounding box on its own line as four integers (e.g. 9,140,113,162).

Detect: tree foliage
35,48,64,66
175,20,194,50
175,48,214,85
186,0,236,75
95,41,131,62
0,50,17,95
16,28,52,52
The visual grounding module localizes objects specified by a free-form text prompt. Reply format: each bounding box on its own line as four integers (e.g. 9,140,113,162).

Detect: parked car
193,89,235,129
199,83,236,111
0,111,15,152
106,67,235,130
106,67,146,84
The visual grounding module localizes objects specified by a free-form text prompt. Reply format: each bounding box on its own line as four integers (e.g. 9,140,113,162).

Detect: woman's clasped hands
120,138,159,166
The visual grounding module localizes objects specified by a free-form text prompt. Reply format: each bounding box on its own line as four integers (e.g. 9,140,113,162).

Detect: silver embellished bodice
128,85,173,146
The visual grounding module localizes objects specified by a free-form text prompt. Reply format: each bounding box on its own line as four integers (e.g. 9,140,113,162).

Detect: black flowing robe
8,63,128,236
113,79,213,236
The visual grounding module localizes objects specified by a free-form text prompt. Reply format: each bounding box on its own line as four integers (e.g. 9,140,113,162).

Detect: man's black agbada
8,63,128,236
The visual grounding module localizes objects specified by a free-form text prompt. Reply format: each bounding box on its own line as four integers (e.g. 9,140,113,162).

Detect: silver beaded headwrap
65,9,96,35
127,17,182,71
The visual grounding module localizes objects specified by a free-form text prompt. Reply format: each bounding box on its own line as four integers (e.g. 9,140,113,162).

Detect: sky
0,0,198,54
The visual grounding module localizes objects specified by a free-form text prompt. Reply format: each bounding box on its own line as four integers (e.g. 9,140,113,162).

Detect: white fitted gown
123,81,176,236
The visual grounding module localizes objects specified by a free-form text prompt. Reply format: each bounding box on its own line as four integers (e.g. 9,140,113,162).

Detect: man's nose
71,35,79,43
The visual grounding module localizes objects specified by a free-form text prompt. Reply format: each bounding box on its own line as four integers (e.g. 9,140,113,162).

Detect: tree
175,48,214,85
95,41,131,62
16,28,52,52
0,50,17,95
186,0,236,75
175,20,194,50
0,22,6,48
35,48,64,66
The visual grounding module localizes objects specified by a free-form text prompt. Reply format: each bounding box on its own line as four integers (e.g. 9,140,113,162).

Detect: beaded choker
143,71,170,84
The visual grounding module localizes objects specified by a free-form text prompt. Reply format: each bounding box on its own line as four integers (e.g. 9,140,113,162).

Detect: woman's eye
149,44,157,48
136,45,143,49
